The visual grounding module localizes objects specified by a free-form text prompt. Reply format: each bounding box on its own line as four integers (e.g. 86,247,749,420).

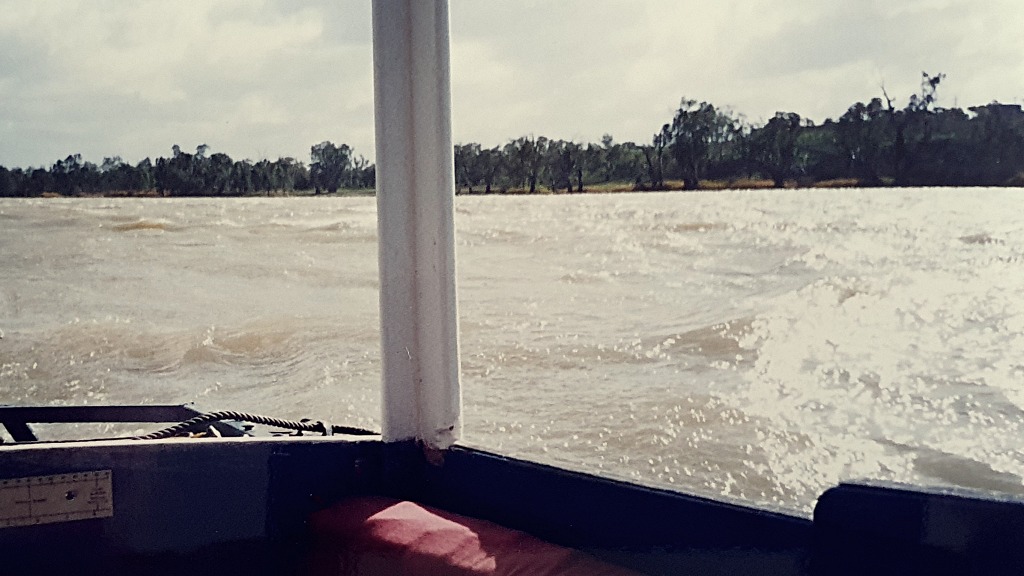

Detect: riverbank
35,188,378,199
18,177,1024,199
467,177,874,195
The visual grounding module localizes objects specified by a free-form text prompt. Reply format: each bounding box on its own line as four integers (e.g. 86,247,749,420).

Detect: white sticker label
0,470,113,528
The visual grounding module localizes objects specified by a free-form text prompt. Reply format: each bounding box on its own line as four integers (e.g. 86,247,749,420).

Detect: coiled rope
133,410,377,440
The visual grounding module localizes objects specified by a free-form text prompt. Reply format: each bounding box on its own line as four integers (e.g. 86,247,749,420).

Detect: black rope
133,410,377,440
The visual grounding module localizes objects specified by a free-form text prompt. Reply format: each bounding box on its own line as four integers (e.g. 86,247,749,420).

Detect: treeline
3,74,1024,198
453,74,1024,194
0,141,374,197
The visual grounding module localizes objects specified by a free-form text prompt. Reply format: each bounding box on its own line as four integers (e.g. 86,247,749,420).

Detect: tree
0,165,13,197
641,125,669,189
206,153,234,195
545,140,579,193
666,99,738,190
835,98,891,185
310,141,352,194
883,72,946,185
598,134,617,182
99,156,144,193
967,103,1024,185
136,158,155,192
27,168,53,196
269,157,309,193
504,136,547,193
454,143,482,193
477,146,503,194
350,155,374,189
525,136,548,193
230,160,254,194
155,145,207,196
51,154,83,195
579,143,604,191
251,159,270,192
751,112,802,187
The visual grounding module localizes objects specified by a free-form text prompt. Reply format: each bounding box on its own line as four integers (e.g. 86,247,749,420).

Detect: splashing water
2,188,1023,515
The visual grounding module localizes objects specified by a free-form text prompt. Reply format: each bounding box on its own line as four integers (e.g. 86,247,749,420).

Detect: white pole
372,0,461,449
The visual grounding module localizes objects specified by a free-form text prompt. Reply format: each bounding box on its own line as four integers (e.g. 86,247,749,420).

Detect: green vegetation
454,74,1024,194
0,141,373,198
2,73,1023,198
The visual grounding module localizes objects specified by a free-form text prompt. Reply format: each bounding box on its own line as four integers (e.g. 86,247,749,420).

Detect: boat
3,2,1024,575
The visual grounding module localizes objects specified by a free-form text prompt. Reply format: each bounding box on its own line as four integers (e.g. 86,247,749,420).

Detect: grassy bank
27,175,1018,199
33,187,377,199
462,177,881,196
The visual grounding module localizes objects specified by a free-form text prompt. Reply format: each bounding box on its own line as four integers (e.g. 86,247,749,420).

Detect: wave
877,440,1024,495
559,270,615,284
303,222,377,243
13,318,340,376
109,219,180,232
160,322,325,373
959,232,1003,245
462,227,547,245
461,316,757,381
660,221,729,234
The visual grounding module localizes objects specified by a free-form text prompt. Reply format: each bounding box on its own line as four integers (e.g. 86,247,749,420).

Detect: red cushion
307,496,640,576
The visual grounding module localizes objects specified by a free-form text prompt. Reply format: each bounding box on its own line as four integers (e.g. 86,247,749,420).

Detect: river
2,188,1023,516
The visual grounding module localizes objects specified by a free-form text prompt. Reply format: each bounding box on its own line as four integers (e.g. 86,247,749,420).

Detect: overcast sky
2,0,1023,169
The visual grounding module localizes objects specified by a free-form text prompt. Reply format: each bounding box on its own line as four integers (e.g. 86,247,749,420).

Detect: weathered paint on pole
372,0,461,448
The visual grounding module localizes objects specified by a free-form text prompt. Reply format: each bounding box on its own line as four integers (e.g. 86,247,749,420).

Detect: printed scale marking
0,470,113,528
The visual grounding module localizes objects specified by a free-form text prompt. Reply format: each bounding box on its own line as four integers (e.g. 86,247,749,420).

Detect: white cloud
1,0,1022,168
0,0,372,167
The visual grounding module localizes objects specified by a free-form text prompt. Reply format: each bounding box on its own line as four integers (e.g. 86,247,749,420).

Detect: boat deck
2,434,1023,575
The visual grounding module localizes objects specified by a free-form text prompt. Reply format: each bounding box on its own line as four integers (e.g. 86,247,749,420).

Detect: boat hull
1,436,1022,575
